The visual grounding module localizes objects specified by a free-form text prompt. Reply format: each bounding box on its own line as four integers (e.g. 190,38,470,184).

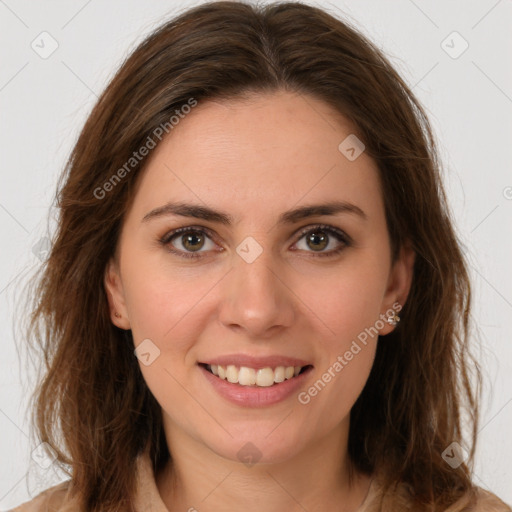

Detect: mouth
198,362,314,387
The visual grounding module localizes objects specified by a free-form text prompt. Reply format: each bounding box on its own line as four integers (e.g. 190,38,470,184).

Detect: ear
378,242,416,335
104,257,131,330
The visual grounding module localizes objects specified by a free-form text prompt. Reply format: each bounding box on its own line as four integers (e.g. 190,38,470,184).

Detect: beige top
9,451,512,512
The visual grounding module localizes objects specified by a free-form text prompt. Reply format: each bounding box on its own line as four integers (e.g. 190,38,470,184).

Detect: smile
200,363,313,387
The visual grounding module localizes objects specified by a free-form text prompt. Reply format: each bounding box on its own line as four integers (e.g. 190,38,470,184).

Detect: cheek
121,250,211,345
298,316,378,429
292,252,385,412
294,330,377,443
298,254,389,340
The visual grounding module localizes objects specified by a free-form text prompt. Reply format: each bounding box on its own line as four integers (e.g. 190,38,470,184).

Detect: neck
155,418,372,512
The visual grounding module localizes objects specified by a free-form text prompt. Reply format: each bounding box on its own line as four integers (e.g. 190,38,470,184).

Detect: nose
218,244,295,339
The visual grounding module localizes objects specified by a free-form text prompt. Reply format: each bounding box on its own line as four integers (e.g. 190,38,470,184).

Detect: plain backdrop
1,0,511,508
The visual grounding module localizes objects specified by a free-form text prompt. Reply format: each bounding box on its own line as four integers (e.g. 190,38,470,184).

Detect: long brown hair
20,1,481,510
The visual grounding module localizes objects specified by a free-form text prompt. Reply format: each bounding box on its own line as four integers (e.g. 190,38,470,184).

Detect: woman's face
105,90,414,464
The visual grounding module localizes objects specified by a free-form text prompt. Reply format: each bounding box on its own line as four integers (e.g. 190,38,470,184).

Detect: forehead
127,91,383,224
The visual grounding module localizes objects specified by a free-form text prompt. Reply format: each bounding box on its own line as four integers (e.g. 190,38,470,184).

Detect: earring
386,311,400,326
114,311,122,318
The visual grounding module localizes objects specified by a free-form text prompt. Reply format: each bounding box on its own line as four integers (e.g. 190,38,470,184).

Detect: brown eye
293,225,351,257
161,227,218,258
179,231,206,252
305,230,329,251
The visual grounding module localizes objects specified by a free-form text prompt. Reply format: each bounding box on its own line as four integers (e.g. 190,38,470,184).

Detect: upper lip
199,354,313,370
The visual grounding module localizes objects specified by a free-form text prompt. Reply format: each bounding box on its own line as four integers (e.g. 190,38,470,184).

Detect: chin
205,426,306,466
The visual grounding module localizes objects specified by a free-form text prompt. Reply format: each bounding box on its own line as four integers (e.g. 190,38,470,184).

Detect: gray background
1,0,511,508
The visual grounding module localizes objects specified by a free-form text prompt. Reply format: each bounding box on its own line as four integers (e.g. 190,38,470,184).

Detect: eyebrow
142,200,367,226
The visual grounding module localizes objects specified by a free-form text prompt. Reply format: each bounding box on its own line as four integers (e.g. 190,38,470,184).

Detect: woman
12,1,511,511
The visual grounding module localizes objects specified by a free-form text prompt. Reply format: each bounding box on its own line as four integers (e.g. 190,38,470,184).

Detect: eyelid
293,223,352,246
159,225,221,258
159,223,352,258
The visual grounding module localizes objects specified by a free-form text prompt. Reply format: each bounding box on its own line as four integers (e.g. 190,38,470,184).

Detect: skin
104,90,415,512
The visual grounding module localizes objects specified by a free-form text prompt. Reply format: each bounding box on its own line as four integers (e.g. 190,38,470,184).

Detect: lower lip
199,364,313,408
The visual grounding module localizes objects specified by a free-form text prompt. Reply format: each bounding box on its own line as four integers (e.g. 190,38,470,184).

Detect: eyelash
159,224,352,260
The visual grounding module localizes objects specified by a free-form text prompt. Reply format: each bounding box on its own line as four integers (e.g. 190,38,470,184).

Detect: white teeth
205,364,306,387
238,366,256,385
274,366,285,383
226,365,238,383
255,367,274,387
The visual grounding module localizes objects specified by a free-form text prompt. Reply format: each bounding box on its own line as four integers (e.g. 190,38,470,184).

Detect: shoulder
469,487,512,512
8,481,72,512
362,477,512,512
441,486,512,512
